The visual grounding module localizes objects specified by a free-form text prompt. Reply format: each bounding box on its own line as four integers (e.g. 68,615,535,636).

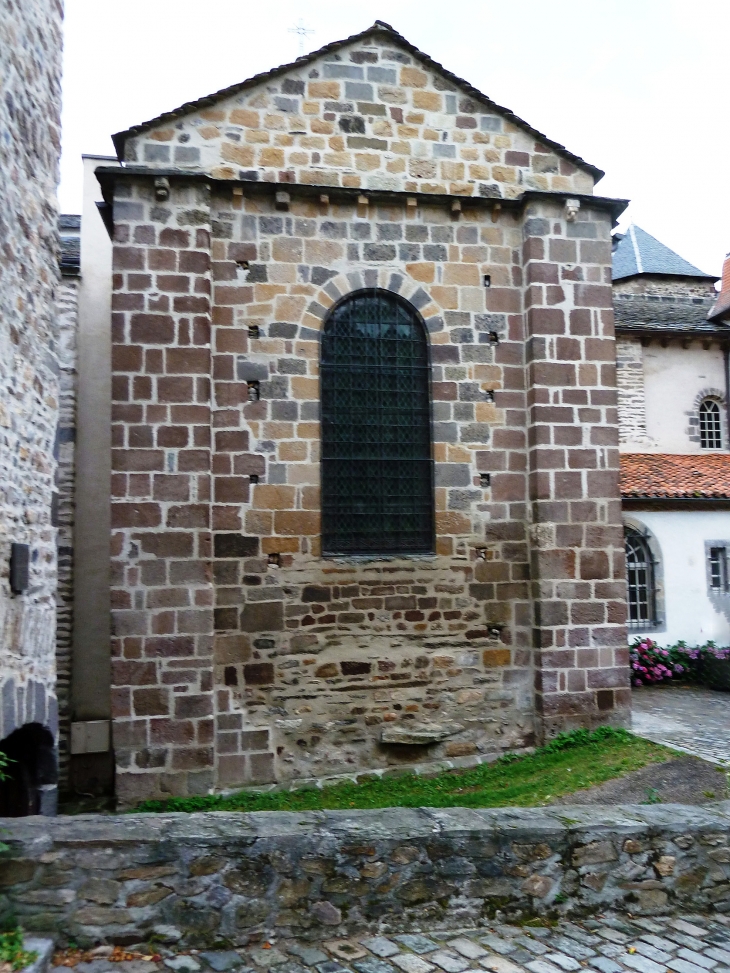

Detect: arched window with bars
320,289,434,556
699,398,723,449
625,527,656,630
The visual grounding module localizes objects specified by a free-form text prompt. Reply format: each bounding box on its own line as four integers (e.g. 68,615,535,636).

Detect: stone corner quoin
106,25,629,805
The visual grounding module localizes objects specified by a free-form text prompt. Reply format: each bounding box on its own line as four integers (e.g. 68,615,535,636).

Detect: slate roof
620,453,730,499
59,214,80,275
112,20,604,181
612,225,716,281
613,292,725,336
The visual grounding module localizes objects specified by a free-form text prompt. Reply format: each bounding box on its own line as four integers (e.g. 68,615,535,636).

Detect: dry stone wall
0,0,64,756
2,804,730,944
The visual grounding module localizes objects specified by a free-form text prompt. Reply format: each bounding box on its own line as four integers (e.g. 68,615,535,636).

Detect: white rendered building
616,226,730,646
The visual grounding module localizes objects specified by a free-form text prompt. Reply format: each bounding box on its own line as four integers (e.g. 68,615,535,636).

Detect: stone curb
23,938,54,973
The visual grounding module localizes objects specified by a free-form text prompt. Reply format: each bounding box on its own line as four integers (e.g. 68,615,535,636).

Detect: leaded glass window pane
625,529,655,629
700,399,722,449
321,290,434,556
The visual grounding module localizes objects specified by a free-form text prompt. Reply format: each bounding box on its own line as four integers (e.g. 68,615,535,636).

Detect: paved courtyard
631,685,730,765
52,913,730,973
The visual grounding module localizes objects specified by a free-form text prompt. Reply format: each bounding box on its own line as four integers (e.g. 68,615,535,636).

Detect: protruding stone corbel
275,191,291,211
450,199,462,221
154,176,170,201
564,198,580,223
357,194,369,218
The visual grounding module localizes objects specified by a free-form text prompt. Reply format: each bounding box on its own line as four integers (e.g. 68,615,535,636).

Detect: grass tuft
134,726,673,815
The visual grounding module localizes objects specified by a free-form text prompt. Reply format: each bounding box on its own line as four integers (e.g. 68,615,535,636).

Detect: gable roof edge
112,20,604,182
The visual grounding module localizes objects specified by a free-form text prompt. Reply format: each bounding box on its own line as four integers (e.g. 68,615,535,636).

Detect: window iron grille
321,289,434,556
699,399,723,449
625,528,655,629
710,547,728,590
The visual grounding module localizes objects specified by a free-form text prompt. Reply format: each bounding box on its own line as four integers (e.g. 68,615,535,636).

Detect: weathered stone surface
0,0,63,801
108,24,628,804
521,874,553,898
380,724,462,745
1,804,730,946
572,841,618,867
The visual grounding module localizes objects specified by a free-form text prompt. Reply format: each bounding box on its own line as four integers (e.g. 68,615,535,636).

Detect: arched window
320,290,434,556
625,528,655,629
699,399,723,449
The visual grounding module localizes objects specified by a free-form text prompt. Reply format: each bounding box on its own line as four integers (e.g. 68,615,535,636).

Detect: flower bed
630,637,730,688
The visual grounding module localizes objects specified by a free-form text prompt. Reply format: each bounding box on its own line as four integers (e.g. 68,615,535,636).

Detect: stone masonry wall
615,337,651,448
124,32,595,201
2,804,730,944
0,0,64,750
109,178,535,804
613,274,721,452
521,202,629,737
109,173,628,805
108,24,627,803
55,273,79,789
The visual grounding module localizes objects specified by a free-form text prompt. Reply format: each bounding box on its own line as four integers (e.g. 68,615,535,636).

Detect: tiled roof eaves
622,496,730,509
613,293,724,335
614,323,730,338
111,20,605,182
94,165,628,218
613,270,719,284
620,453,730,500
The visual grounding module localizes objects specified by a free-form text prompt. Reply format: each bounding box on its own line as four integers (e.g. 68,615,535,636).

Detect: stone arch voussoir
299,269,444,338
686,387,727,447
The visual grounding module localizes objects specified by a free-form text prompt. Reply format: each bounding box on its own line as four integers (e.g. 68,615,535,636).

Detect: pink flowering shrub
630,638,678,685
630,638,730,687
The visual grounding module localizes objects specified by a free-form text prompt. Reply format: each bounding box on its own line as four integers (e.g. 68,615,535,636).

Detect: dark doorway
0,724,57,816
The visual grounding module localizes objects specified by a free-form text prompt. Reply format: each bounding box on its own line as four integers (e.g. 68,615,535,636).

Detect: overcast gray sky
60,0,730,276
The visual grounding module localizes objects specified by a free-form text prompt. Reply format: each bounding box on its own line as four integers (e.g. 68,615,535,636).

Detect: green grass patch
136,726,674,814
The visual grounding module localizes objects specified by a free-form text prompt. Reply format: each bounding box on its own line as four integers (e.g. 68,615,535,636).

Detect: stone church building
87,20,631,804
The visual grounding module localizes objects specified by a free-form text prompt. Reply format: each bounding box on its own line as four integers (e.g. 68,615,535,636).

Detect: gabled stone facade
104,22,630,805
118,25,598,201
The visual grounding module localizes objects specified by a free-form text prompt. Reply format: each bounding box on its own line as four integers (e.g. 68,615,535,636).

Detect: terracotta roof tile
620,453,730,499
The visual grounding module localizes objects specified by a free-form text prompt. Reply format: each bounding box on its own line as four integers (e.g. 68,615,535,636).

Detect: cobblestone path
53,913,730,973
631,685,730,765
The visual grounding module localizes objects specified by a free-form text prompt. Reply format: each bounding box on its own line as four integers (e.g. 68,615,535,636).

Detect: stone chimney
709,252,730,322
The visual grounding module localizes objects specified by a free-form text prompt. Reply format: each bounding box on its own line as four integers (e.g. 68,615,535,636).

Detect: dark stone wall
0,0,65,810
1,804,729,943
